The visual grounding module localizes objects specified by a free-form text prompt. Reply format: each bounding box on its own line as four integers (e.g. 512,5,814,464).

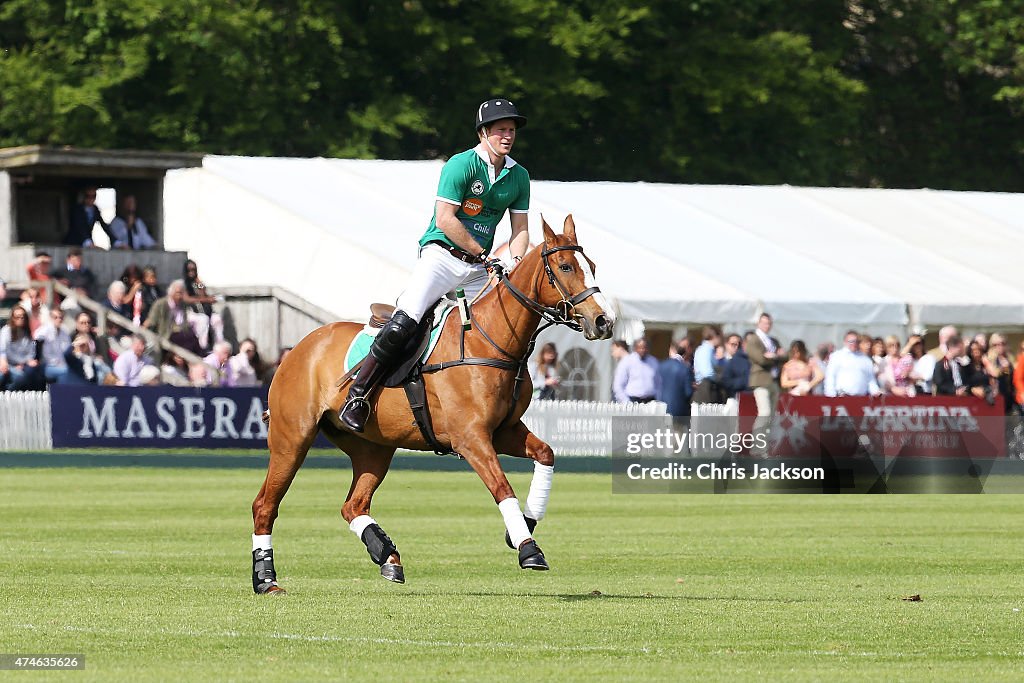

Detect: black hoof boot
381,562,405,584
518,539,549,571
252,548,286,594
505,517,538,549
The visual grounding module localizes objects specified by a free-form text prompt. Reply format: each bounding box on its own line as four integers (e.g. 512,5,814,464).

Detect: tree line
2,0,1023,190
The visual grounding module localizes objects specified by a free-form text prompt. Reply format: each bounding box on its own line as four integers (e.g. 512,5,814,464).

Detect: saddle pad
343,301,457,374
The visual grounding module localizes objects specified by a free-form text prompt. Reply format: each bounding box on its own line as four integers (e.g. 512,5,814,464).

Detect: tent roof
187,156,1024,329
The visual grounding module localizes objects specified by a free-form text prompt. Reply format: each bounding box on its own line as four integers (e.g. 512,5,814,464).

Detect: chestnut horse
250,215,614,593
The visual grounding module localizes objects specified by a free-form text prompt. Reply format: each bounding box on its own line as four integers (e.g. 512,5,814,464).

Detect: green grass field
3,464,1024,681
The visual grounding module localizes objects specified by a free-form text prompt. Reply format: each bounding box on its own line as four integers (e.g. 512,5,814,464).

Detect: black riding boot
340,310,419,433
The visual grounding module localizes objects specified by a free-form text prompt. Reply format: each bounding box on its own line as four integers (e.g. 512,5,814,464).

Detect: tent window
559,348,598,401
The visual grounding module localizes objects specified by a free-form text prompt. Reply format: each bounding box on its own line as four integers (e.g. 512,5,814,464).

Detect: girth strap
403,373,454,456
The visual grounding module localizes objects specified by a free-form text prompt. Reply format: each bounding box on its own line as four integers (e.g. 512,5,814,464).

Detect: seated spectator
188,362,211,387
0,305,45,390
144,279,202,355
987,334,1015,413
65,185,112,247
183,259,224,349
825,330,881,397
780,340,824,396
261,346,292,386
101,317,131,362
18,287,49,335
160,350,192,387
932,335,970,397
109,195,157,249
719,333,751,398
63,334,113,385
112,334,159,387
204,340,233,386
656,339,693,417
530,342,561,400
33,308,72,383
139,266,163,324
229,338,267,386
51,247,98,306
103,280,131,337
25,251,54,306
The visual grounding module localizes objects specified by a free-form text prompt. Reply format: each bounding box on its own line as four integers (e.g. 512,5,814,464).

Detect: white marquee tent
164,156,1024,399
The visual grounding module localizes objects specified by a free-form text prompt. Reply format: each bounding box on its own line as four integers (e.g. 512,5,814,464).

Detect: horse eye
559,263,573,273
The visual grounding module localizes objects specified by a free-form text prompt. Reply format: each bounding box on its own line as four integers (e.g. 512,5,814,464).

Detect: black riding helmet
475,98,527,132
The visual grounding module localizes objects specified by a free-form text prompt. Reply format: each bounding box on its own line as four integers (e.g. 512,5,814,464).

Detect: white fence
0,391,52,451
521,399,668,456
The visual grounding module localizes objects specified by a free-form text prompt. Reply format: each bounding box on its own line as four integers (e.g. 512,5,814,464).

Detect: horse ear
541,215,557,245
563,214,577,242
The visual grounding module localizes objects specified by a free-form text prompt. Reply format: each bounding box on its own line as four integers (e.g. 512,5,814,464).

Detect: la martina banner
50,385,270,448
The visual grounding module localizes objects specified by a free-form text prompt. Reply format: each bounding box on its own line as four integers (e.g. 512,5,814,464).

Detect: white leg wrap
349,514,377,539
498,497,531,549
252,534,272,551
523,462,554,521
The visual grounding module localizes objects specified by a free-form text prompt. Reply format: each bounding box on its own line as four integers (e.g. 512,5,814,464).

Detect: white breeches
395,244,490,323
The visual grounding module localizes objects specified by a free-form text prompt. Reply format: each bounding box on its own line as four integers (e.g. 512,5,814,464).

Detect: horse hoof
504,517,538,549
518,539,549,571
381,562,405,584
257,584,287,596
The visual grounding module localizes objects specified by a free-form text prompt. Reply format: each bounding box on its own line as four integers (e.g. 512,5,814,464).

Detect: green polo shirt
418,146,530,254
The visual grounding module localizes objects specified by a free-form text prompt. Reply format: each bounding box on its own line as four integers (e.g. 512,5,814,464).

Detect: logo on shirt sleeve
462,197,484,216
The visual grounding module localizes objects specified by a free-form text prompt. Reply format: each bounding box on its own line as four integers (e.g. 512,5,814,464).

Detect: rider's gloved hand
482,257,505,275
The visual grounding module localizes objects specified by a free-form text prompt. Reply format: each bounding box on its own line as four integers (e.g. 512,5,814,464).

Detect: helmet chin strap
480,127,505,161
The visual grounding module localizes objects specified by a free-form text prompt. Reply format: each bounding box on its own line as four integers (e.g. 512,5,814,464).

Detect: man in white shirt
109,195,157,249
825,330,881,397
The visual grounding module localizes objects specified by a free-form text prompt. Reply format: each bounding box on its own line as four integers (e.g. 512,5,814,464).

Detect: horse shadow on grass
458,591,812,604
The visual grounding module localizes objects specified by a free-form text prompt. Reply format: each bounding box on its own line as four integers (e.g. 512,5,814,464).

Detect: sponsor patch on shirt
462,197,484,216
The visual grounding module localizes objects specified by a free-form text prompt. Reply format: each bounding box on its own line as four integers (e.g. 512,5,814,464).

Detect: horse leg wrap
361,524,399,566
505,516,538,550
252,548,280,594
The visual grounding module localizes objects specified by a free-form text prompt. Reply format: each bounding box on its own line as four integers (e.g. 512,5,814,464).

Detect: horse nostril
595,314,611,335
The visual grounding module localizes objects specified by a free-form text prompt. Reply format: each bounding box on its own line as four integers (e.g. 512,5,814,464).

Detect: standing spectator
1014,341,1024,412
0,276,6,305
860,334,884,382
746,313,785,446
33,308,72,383
108,195,157,249
204,341,233,386
692,325,724,404
144,280,202,355
183,259,224,350
878,336,910,395
870,336,887,379
64,186,111,247
720,333,751,399
613,337,660,403
809,343,832,395
918,325,959,392
530,342,561,400
51,247,98,307
987,334,1015,412
120,265,145,326
25,251,54,306
229,338,263,388
0,306,45,390
933,335,969,397
112,334,159,386
139,266,163,324
965,340,996,404
780,340,824,396
656,339,693,417
973,333,989,354
825,330,881,397
611,339,630,364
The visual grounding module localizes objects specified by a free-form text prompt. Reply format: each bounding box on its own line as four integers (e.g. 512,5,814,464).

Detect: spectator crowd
608,314,1023,418
2,251,289,391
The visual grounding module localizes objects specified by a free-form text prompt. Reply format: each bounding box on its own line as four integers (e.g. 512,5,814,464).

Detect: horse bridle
490,244,603,332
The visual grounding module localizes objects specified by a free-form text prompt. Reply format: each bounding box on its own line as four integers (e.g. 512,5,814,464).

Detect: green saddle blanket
343,302,457,374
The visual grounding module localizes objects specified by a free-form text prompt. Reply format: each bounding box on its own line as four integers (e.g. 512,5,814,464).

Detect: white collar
474,144,517,175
